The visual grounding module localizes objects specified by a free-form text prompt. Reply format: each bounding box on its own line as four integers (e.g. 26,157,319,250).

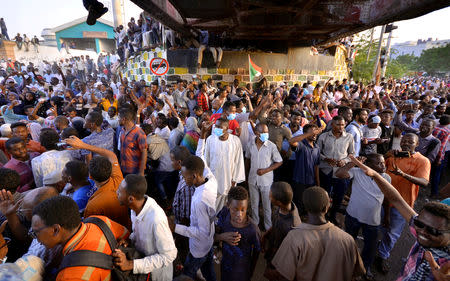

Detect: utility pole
372,25,386,83
381,23,398,77
112,0,124,28
366,28,375,62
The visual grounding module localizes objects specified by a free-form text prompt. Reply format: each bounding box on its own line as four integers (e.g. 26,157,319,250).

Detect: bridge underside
131,0,449,49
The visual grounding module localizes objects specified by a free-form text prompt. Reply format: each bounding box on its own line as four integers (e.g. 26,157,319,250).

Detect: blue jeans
183,248,217,281
345,213,379,270
378,207,406,259
319,170,349,221
431,151,449,196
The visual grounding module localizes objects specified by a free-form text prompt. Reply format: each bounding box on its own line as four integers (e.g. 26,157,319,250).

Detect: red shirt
3,152,40,192
210,114,240,136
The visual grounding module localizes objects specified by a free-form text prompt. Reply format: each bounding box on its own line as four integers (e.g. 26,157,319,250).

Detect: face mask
241,107,247,114
213,127,224,137
259,133,269,142
227,113,236,120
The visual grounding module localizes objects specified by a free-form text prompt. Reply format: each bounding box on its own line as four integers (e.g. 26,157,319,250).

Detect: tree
394,54,418,70
417,44,450,75
351,31,380,82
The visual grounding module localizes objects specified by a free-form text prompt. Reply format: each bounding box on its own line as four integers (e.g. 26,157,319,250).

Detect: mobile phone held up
56,142,71,150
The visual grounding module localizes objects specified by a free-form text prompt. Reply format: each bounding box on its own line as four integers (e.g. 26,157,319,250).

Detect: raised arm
349,155,417,222
163,96,179,118
64,135,118,164
288,128,319,147
31,69,45,86
29,99,46,119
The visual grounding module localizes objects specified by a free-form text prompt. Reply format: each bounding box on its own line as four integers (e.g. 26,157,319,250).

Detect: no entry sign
150,58,169,76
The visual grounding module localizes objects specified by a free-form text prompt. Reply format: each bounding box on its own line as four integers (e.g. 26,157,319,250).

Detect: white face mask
241,107,247,114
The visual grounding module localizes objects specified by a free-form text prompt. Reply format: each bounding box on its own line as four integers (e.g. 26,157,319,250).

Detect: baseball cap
370,116,381,123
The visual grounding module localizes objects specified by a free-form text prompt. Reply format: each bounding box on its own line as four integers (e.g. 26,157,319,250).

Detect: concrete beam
130,0,191,36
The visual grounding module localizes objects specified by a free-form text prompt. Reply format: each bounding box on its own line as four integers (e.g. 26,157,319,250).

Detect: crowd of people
0,46,448,281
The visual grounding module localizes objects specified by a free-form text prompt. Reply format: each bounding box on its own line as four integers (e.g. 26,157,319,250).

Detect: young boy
215,186,261,281
245,123,283,231
377,109,394,155
361,115,383,155
263,182,301,267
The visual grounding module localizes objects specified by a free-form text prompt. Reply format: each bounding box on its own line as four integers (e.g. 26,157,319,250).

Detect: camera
394,151,411,158
56,142,71,150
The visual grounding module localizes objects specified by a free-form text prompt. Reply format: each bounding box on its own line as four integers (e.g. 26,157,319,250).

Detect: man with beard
346,108,369,157
416,118,441,164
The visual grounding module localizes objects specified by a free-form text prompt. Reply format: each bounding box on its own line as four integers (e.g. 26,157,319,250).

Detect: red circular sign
150,58,169,76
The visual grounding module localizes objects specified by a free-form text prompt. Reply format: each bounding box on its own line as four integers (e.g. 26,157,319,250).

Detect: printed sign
150,58,169,76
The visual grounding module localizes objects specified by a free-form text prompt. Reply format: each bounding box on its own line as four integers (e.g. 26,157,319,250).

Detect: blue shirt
293,139,320,185
80,127,115,157
216,207,261,281
346,121,363,156
72,179,97,213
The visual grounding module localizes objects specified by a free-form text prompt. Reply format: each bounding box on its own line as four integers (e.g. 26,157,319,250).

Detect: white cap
370,116,381,124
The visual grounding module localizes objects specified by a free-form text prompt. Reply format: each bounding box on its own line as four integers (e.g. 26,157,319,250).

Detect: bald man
0,187,59,261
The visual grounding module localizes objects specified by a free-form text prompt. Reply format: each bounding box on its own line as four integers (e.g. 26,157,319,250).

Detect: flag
248,55,262,82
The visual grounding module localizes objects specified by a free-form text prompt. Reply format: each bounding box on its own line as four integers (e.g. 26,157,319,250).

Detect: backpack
58,217,150,281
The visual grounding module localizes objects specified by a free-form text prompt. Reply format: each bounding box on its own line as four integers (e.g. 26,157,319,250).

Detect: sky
1,1,449,44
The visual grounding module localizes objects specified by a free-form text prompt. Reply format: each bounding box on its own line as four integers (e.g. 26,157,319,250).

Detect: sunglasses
413,218,450,237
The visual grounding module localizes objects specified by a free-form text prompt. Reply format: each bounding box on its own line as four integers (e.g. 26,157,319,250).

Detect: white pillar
112,0,123,28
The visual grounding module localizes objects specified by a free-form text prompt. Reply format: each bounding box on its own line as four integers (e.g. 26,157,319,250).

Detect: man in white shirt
172,155,217,281
32,129,73,187
113,174,177,281
335,153,390,279
154,113,171,141
246,123,283,230
173,80,187,108
202,118,245,212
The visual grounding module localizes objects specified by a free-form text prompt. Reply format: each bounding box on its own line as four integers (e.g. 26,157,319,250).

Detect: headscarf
185,117,200,133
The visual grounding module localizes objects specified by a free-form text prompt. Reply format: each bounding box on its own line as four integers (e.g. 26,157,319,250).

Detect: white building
391,38,450,58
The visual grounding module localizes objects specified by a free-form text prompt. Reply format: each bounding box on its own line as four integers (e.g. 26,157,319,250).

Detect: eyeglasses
28,226,49,239
413,218,450,237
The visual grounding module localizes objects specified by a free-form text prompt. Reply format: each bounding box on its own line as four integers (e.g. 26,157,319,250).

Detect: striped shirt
433,126,450,163
119,125,147,174
56,216,129,281
172,172,195,224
